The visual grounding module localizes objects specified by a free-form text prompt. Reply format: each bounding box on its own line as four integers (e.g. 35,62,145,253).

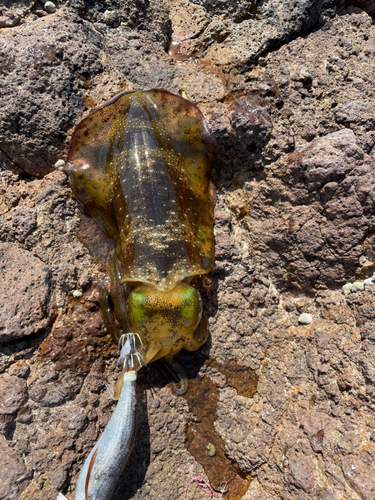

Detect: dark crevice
0,319,55,353
0,146,27,175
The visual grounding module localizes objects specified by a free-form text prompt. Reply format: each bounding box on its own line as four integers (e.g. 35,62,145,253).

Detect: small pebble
44,1,56,13
73,289,83,298
291,66,312,84
54,159,65,170
298,313,312,325
364,277,375,288
352,281,364,292
342,283,353,295
206,443,216,457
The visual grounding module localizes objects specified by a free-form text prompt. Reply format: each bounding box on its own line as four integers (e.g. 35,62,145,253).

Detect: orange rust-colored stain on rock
183,376,250,499
207,358,258,398
281,150,305,180
39,288,116,375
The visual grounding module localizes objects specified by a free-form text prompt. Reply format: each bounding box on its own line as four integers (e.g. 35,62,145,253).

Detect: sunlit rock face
1,2,375,500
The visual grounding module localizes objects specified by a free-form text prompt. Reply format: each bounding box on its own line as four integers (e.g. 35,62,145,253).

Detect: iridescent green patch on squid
181,286,202,324
127,282,204,365
127,290,147,325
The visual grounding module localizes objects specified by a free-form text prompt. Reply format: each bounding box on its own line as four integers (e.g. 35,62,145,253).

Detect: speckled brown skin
64,89,215,368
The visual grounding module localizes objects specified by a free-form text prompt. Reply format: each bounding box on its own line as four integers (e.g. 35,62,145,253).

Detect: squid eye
128,290,147,326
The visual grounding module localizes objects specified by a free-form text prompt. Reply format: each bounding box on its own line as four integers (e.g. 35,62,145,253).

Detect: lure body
57,371,137,500
65,89,215,368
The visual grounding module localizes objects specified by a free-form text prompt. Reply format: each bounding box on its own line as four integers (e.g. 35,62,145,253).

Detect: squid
58,89,215,499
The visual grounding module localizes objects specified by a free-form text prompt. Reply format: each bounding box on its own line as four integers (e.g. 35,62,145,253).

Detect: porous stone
0,373,28,419
0,5,375,500
0,0,34,28
0,435,31,499
0,7,171,177
0,243,52,342
335,100,373,124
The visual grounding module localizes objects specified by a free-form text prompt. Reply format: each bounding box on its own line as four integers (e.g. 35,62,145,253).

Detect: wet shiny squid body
64,89,215,376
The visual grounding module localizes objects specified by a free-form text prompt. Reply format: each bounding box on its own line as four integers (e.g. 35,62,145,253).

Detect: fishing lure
64,89,215,387
57,369,137,500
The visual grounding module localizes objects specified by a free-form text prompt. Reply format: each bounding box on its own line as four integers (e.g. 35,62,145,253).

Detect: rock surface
0,242,53,341
1,1,375,500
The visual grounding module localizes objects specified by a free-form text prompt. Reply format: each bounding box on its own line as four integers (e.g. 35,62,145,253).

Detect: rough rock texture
0,434,31,499
1,1,375,500
0,5,171,176
0,243,53,341
0,170,93,314
0,0,34,28
336,0,375,17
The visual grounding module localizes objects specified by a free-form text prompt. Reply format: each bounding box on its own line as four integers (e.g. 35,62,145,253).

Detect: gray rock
0,8,172,176
195,0,324,68
11,206,37,243
284,129,363,191
0,12,102,176
335,101,373,124
187,0,257,22
0,373,28,415
291,66,313,84
229,95,273,155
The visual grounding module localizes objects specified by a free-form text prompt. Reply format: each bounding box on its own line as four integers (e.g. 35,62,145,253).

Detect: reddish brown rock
0,243,52,342
0,435,31,500
0,373,28,415
0,4,375,500
0,0,34,28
